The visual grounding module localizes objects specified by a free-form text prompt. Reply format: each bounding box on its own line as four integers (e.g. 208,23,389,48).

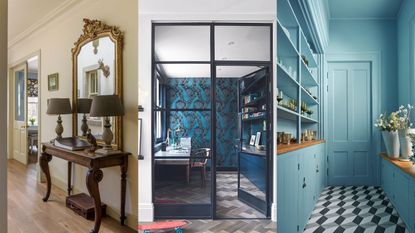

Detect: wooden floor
7,159,137,233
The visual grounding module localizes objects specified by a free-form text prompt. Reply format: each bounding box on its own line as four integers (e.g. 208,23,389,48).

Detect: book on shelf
54,137,91,151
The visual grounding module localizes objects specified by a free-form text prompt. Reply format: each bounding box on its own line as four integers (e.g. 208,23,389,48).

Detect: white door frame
8,50,42,181
325,52,381,185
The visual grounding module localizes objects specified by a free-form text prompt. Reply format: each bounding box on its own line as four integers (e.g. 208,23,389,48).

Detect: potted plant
29,117,36,126
408,133,415,165
396,104,414,161
375,112,400,159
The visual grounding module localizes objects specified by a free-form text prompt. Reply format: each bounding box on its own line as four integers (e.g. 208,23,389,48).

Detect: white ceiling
328,0,404,19
8,0,67,41
155,25,270,78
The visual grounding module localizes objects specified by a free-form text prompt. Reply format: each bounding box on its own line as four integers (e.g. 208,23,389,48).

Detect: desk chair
189,148,211,186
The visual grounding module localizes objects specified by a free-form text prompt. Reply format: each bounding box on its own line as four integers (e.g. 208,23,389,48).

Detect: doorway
151,23,273,220
10,55,40,169
215,65,271,219
327,61,373,185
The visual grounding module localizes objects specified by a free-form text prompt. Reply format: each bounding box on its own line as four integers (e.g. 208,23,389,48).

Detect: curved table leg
39,152,52,202
86,168,103,233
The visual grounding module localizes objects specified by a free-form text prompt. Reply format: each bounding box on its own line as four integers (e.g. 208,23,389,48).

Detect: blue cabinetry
381,158,414,233
277,143,326,233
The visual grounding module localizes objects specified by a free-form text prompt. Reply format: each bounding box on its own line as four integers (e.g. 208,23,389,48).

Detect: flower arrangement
396,104,414,130
29,117,36,126
374,112,399,131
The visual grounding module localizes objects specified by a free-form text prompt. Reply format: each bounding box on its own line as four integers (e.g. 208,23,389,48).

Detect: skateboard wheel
175,227,183,233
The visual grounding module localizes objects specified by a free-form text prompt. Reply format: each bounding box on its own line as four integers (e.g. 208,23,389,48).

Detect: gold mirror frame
72,19,124,150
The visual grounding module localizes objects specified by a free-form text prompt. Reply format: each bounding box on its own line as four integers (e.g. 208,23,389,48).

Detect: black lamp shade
77,98,93,114
90,95,124,117
46,98,72,115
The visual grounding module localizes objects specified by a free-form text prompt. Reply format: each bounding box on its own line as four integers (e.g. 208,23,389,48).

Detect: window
87,70,99,98
155,71,166,142
27,97,38,126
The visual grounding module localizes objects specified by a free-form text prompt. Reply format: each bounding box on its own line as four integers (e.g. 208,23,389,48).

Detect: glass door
13,63,29,165
215,65,271,219
152,24,214,219
213,24,273,219
237,67,271,216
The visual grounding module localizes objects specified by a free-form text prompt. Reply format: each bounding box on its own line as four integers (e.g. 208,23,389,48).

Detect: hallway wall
328,19,398,113
7,0,138,228
397,0,415,109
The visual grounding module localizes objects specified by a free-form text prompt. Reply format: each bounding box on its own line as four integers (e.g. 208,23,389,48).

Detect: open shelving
277,0,321,149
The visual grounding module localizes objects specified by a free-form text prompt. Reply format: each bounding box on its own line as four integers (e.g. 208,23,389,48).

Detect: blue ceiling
329,0,404,19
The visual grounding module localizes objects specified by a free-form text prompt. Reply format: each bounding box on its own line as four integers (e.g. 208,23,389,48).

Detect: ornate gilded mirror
72,19,124,149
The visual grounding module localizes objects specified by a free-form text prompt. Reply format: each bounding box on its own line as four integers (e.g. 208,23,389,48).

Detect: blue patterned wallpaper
167,78,238,168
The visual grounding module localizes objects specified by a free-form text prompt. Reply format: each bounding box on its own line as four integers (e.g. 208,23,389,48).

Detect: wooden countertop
379,153,415,178
277,140,325,155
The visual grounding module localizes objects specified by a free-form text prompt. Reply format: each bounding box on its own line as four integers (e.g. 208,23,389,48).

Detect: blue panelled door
327,62,373,185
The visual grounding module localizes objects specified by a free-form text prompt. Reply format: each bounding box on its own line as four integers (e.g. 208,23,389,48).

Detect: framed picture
48,73,59,91
255,132,261,146
249,135,256,146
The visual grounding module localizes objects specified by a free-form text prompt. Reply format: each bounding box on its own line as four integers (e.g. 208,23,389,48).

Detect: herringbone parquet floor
216,172,266,218
183,219,276,233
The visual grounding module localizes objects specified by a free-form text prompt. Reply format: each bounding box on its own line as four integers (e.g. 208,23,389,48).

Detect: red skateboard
138,221,187,233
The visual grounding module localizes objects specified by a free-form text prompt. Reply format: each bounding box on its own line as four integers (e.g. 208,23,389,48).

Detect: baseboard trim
271,202,276,222
139,203,154,222
50,175,137,229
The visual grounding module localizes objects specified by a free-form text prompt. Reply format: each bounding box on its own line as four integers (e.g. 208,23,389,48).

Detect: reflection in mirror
76,36,116,141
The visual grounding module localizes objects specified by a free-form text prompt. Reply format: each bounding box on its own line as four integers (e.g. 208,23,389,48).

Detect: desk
40,143,130,233
154,148,190,183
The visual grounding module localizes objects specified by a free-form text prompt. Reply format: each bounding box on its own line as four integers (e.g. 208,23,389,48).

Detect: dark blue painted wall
167,78,238,168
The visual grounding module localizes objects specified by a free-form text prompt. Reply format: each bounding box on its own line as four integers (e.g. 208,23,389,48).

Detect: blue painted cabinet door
328,62,373,185
299,150,316,231
381,160,395,202
315,145,325,196
394,171,409,225
409,179,415,233
277,152,299,233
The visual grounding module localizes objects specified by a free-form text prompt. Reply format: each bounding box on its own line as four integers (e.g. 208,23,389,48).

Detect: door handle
21,125,27,129
302,177,306,188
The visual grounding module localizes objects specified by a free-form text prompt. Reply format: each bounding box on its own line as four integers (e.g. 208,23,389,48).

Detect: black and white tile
304,186,408,233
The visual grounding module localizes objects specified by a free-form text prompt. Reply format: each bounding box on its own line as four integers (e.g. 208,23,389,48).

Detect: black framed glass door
152,22,273,220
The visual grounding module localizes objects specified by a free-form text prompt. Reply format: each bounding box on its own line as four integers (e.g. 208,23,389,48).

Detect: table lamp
46,98,72,139
77,98,93,136
90,95,124,154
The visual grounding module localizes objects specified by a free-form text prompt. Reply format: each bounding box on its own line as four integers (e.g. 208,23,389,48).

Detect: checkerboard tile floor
304,186,408,233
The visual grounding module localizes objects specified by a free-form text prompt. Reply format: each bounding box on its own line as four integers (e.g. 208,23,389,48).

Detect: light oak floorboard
7,159,136,233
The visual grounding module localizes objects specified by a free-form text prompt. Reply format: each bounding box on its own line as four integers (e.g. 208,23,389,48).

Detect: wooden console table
40,143,130,233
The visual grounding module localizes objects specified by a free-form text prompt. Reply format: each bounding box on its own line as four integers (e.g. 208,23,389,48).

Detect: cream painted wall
8,0,138,228
0,0,8,231
138,0,276,222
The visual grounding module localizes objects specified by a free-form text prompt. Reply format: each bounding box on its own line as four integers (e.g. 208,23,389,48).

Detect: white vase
398,128,415,161
382,131,400,159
